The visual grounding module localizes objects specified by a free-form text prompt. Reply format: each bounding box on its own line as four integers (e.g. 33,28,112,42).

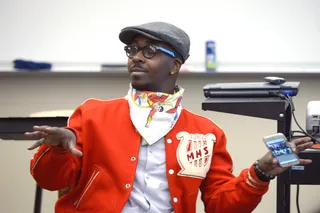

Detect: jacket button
131,157,136,161
173,197,178,203
125,183,131,188
168,169,174,175
167,139,172,144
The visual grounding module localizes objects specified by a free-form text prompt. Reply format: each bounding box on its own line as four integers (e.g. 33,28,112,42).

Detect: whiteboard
0,0,319,72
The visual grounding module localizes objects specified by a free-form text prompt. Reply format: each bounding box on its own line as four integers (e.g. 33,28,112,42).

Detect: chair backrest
29,110,74,117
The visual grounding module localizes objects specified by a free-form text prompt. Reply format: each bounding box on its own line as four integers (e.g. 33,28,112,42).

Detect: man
26,22,313,213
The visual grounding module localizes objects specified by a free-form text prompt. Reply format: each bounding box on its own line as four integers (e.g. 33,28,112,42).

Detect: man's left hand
258,137,314,175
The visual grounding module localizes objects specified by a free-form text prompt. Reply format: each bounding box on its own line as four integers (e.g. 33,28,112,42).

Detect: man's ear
171,60,181,74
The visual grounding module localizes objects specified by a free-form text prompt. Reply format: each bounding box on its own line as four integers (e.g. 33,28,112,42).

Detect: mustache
130,63,147,72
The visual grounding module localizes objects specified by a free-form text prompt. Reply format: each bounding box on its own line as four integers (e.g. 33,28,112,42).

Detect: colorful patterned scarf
127,84,184,145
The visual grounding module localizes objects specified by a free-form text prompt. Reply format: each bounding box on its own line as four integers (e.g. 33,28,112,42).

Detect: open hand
258,137,313,175
25,125,82,157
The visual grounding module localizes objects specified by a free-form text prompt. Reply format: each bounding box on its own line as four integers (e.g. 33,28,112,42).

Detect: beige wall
1,72,320,213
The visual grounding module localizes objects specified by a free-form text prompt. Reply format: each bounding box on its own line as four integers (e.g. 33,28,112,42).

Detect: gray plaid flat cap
119,22,190,63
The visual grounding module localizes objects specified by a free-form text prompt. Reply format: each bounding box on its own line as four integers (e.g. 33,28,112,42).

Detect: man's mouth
130,67,147,73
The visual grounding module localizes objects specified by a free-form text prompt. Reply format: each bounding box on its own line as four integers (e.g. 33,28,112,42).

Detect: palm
258,137,313,176
43,130,71,147
25,125,82,157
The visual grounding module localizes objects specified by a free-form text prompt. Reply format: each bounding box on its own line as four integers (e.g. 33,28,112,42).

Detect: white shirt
121,137,174,213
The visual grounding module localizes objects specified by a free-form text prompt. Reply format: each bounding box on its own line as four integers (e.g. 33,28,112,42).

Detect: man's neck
134,85,177,94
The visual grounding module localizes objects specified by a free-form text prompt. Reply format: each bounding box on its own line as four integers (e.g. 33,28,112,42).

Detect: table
202,97,320,213
0,117,68,213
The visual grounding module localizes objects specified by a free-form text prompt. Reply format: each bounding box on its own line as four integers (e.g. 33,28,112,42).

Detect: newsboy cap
119,22,190,63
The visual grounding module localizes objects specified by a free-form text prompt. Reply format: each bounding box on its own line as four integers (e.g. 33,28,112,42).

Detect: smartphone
263,133,300,167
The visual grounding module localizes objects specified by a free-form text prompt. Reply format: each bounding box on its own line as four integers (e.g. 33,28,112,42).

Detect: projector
306,101,320,138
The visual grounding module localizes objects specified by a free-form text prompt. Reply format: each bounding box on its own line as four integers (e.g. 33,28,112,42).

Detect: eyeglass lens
125,46,157,59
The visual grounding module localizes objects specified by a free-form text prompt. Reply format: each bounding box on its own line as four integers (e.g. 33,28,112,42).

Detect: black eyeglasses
124,45,178,60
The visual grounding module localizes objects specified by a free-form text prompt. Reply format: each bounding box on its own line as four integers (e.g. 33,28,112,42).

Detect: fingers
44,127,62,134
293,137,312,146
27,125,81,156
272,157,278,165
25,125,53,138
298,159,312,165
66,140,82,157
25,131,48,139
33,125,51,131
27,138,44,150
295,142,314,153
33,126,61,135
70,148,83,157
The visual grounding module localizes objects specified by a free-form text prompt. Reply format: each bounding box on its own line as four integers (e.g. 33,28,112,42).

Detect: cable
269,92,320,213
269,92,319,213
287,97,302,213
287,95,319,142
292,130,318,139
289,101,302,213
296,184,301,213
274,92,320,143
291,130,308,135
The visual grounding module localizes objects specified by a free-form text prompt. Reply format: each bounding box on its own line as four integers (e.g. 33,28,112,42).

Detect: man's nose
132,50,145,63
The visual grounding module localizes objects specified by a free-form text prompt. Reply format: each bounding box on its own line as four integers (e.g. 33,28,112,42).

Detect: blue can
205,40,216,72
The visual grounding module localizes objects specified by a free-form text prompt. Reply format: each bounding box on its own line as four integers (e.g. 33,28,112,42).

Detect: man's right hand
25,126,82,157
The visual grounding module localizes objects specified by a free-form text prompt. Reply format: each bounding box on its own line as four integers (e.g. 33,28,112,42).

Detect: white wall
0,0,320,72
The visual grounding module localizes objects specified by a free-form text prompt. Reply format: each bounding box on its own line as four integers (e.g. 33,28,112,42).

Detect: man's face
126,35,178,93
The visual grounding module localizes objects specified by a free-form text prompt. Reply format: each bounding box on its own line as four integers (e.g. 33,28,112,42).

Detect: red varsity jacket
30,98,269,213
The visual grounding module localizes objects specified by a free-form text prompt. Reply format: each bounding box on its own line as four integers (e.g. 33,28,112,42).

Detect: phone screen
265,137,298,165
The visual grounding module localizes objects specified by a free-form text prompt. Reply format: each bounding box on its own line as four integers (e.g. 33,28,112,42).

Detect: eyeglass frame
124,45,182,63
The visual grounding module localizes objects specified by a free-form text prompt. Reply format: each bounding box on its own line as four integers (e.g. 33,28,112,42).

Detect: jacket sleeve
29,106,83,191
200,131,269,213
